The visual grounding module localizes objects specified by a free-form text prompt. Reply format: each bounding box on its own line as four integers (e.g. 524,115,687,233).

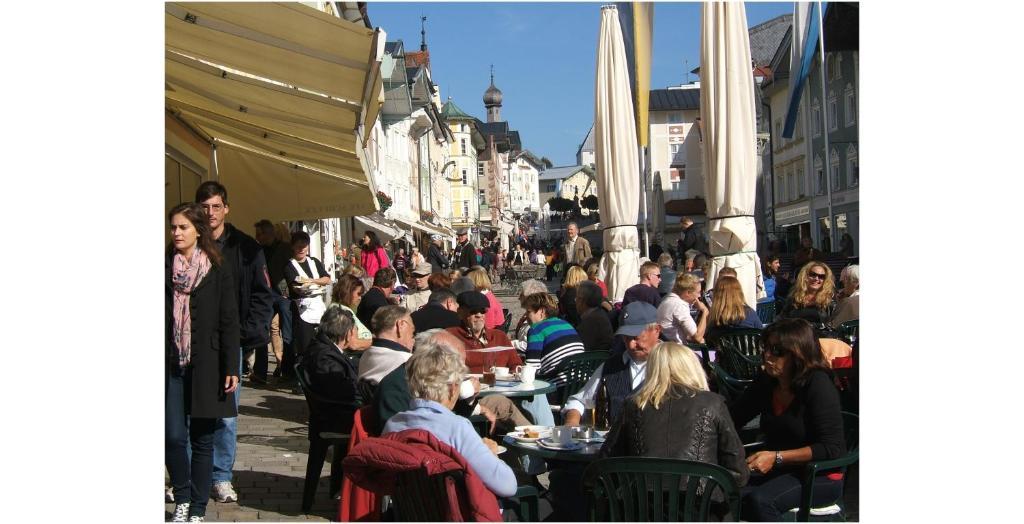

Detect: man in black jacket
410,289,461,334
425,234,449,273
452,228,476,270
356,267,397,329
301,306,360,432
196,181,274,504
677,217,708,257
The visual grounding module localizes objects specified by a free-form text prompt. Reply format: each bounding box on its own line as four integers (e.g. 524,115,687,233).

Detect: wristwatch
774,451,784,467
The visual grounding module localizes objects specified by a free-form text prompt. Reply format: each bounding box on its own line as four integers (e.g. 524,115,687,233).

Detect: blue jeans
166,367,217,517
741,471,844,521
211,349,242,484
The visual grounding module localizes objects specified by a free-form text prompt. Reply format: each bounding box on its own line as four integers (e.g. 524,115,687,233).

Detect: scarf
172,248,212,368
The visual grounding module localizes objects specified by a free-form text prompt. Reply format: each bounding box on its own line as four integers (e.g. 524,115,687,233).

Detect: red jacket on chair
342,428,503,522
338,406,380,522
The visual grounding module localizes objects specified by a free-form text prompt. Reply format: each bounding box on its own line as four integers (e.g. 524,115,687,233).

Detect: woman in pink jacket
466,268,505,330
359,231,390,279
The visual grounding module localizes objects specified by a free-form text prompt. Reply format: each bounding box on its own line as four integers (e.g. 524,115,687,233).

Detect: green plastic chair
391,468,540,522
549,351,609,423
708,329,763,402
791,411,859,522
756,301,777,325
293,364,361,512
582,457,742,522
836,320,858,345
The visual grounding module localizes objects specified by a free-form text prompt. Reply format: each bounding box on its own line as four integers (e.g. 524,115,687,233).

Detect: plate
537,438,585,451
478,384,491,391
514,425,551,434
507,430,550,443
495,374,518,382
496,445,507,455
574,436,606,444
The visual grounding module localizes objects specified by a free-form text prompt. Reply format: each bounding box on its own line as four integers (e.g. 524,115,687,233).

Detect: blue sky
368,1,791,166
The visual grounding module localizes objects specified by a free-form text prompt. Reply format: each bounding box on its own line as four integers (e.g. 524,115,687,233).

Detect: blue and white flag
782,2,823,138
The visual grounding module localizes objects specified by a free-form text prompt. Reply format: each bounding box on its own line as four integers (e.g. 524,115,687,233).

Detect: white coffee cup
491,366,509,377
516,364,537,384
551,426,574,446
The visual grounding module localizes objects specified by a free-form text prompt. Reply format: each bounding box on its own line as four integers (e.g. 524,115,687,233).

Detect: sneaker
189,517,205,522
166,486,174,503
211,481,238,503
171,503,190,522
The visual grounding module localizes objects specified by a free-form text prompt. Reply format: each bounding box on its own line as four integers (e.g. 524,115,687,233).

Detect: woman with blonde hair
584,260,608,298
557,265,588,326
707,276,764,344
777,261,837,330
656,273,709,344
466,267,505,330
600,342,748,486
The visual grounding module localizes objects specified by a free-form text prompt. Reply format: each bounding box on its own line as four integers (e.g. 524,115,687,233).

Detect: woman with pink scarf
166,203,240,523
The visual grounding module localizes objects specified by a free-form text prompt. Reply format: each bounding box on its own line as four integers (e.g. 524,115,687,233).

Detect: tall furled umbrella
700,2,766,309
595,4,641,302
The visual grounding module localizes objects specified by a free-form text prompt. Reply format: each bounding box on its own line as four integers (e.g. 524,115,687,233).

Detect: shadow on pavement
233,469,338,520
238,394,309,426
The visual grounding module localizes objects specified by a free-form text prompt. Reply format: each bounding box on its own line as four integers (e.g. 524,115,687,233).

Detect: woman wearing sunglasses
729,319,845,521
776,262,836,331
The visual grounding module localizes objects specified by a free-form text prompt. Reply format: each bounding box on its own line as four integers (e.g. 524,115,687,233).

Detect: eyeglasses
807,272,827,280
201,203,225,212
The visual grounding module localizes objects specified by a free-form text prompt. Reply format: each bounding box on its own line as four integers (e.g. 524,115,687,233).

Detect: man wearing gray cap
561,301,663,427
451,228,477,270
403,262,433,312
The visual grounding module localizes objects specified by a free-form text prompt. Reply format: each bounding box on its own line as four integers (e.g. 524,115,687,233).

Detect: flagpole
640,145,650,259
816,1,836,252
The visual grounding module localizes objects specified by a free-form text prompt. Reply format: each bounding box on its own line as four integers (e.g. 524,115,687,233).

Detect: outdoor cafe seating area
295,317,859,522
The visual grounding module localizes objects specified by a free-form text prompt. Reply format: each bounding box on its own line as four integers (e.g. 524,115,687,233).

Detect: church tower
483,66,503,123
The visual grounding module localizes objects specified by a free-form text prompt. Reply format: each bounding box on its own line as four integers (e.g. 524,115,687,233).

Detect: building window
830,149,841,190
461,169,468,185
834,53,843,81
477,163,484,177
776,174,785,203
479,189,486,202
844,84,856,127
668,112,683,124
828,90,838,131
796,167,805,198
847,145,858,187
795,113,803,140
774,118,783,146
463,201,470,218
812,100,821,137
460,138,467,155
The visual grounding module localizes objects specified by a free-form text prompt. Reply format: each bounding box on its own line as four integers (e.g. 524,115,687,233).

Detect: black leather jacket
600,387,749,488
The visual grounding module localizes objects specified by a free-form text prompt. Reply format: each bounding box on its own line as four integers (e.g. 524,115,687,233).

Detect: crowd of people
166,188,859,521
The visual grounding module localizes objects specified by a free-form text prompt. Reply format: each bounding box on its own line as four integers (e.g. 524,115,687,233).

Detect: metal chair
582,457,742,521
549,351,609,423
294,364,361,512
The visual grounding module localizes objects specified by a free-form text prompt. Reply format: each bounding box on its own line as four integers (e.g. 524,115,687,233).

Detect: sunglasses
470,309,488,315
762,346,786,357
807,272,827,280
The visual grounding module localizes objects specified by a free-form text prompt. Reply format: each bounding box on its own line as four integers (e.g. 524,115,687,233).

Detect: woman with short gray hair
382,343,517,498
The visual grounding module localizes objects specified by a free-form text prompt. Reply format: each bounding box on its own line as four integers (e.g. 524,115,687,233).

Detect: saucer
537,438,584,451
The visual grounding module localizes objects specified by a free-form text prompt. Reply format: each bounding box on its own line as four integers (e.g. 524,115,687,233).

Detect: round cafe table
501,434,605,463
478,379,556,398
477,379,557,427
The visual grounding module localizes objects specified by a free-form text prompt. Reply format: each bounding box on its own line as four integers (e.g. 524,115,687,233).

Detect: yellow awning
213,142,377,231
165,2,384,220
